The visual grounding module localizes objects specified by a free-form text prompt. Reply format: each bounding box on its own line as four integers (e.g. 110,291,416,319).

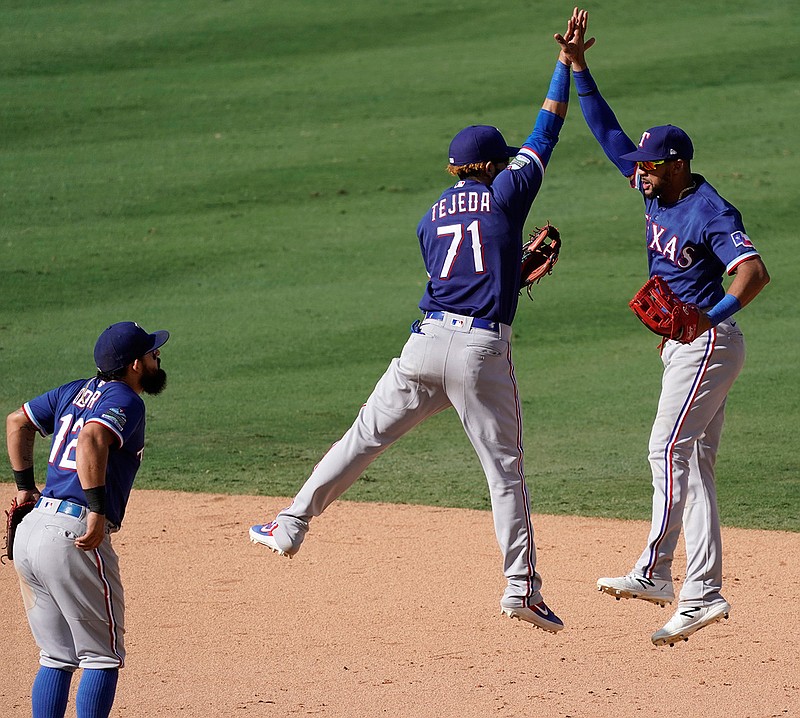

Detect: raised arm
518,10,585,166
559,8,638,178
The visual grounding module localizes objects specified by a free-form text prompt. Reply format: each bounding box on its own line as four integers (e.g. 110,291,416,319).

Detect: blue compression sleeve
705,294,742,326
546,60,570,103
519,61,569,165
573,68,637,177
522,109,564,166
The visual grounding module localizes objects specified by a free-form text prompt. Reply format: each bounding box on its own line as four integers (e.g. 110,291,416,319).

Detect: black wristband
83,486,107,515
13,467,36,491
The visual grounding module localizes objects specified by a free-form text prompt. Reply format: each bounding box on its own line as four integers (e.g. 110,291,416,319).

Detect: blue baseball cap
448,125,519,165
94,321,170,373
620,125,694,162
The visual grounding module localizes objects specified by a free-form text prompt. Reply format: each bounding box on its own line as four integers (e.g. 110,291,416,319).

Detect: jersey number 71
437,220,485,278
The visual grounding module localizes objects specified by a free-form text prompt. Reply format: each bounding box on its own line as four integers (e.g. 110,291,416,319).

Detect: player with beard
7,321,169,718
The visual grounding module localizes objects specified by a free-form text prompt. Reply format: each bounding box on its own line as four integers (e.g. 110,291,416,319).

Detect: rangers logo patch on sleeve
731,231,754,248
101,407,127,431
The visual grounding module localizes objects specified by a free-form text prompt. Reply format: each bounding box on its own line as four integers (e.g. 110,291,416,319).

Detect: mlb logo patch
101,407,127,431
731,231,754,248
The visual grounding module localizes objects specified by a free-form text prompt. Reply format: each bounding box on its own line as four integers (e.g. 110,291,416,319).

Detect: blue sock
75,668,119,718
32,666,72,718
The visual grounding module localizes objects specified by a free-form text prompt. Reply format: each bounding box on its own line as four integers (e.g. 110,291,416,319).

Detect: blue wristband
546,60,570,103
705,294,741,326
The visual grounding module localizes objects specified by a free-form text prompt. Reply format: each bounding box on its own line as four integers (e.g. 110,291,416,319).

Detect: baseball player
250,15,590,634
7,321,169,718
567,10,770,645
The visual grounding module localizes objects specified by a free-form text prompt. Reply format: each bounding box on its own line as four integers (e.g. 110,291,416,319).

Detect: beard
141,368,168,395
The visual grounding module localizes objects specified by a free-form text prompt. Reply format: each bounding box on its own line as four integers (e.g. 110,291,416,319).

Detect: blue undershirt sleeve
546,60,570,103
521,109,564,167
573,68,637,178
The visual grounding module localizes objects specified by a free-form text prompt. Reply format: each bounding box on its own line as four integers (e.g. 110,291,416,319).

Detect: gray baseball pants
636,319,745,604
276,312,543,608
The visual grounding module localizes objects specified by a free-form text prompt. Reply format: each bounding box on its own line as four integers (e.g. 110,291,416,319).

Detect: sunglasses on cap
636,159,675,172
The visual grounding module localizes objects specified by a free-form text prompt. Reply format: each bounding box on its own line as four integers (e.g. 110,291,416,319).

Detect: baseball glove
2,497,36,563
520,223,561,298
629,275,701,344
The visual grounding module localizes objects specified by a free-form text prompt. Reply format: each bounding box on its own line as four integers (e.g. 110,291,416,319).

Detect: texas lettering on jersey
646,222,754,270
646,217,696,269
639,176,760,307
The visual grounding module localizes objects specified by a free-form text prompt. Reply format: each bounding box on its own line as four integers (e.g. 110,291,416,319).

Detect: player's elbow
751,259,771,291
7,408,30,436
739,256,770,289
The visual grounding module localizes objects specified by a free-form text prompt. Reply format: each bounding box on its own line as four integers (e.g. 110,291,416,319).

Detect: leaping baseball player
250,13,590,634
567,9,770,646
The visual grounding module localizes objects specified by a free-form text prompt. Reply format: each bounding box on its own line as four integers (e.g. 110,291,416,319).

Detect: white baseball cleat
501,600,564,633
597,573,674,607
249,522,295,558
651,600,731,646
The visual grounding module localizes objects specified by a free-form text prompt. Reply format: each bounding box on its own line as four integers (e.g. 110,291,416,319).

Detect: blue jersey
574,80,760,308
417,110,563,326
23,378,146,527
639,175,760,307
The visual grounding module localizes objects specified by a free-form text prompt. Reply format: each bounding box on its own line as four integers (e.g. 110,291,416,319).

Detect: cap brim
506,145,520,157
620,149,672,162
149,330,170,352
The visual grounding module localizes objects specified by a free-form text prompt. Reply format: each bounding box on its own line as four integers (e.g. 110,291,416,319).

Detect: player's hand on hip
696,313,713,336
74,512,106,551
15,488,40,505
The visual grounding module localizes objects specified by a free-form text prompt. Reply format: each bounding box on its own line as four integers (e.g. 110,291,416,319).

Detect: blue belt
423,311,499,332
35,497,88,520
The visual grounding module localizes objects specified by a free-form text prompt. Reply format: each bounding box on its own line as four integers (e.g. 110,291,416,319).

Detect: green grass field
2,1,798,530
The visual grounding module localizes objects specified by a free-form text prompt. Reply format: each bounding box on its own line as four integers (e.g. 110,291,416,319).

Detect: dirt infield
1,487,798,717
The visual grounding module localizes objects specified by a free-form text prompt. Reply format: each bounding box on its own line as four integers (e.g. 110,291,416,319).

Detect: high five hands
556,7,595,70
